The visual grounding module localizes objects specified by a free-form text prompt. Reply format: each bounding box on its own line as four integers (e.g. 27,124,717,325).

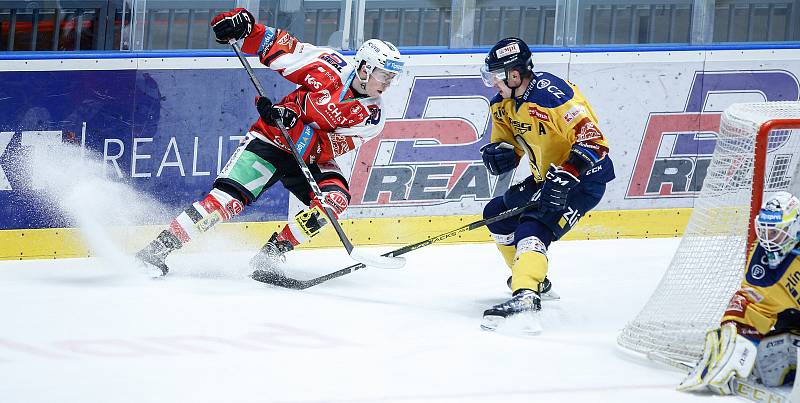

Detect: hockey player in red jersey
478,38,615,333
135,8,404,276
679,191,800,395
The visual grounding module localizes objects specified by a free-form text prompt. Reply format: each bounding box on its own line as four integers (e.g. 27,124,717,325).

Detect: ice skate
507,276,560,300
135,230,182,276
250,232,295,280
481,289,542,334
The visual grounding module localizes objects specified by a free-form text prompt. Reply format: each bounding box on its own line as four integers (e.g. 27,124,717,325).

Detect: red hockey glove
211,8,255,44
255,97,299,130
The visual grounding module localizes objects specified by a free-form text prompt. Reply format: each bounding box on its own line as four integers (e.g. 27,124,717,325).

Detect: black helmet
481,37,534,87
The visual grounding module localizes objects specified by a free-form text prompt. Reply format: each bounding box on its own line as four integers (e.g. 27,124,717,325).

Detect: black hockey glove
256,97,299,130
481,142,519,175
539,164,580,213
211,8,255,44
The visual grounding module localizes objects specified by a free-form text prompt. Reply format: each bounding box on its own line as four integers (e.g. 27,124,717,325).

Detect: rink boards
0,45,798,258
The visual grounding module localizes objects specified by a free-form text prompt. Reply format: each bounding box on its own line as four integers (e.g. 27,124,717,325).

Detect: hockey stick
252,195,540,289
228,40,405,269
646,351,792,403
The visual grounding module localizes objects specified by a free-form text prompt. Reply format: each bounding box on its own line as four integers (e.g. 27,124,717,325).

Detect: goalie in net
679,191,800,395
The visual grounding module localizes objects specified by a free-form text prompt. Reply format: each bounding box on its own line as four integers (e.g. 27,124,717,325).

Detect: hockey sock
510,235,548,293
490,232,516,268
169,188,244,244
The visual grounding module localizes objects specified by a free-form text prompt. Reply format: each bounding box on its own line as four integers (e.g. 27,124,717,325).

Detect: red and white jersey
240,23,385,164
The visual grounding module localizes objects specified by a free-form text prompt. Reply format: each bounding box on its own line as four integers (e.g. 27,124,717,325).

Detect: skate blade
541,290,561,301
481,315,503,331
481,312,542,335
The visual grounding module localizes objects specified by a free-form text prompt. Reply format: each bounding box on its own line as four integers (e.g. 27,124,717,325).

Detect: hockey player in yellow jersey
680,191,800,395
478,37,615,333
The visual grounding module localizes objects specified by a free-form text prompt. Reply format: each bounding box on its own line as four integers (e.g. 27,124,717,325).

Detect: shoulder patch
524,71,575,108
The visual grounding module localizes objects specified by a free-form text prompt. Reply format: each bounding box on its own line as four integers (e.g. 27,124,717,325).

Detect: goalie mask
754,191,800,267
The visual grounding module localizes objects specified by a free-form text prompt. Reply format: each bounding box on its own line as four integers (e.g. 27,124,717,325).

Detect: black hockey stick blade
251,269,308,289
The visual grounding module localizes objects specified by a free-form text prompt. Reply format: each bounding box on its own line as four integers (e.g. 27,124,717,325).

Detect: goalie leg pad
678,322,758,395
755,332,798,387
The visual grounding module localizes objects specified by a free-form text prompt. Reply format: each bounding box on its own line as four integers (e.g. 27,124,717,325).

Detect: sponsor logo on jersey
751,264,766,279
510,119,532,135
326,103,346,124
741,287,764,303
304,74,322,90
536,78,566,99
724,292,749,318
495,43,520,58
277,33,292,46
328,134,351,157
316,90,332,105
366,105,381,125
319,53,347,72
258,27,277,60
575,119,602,142
563,105,585,124
528,106,549,121
493,108,505,120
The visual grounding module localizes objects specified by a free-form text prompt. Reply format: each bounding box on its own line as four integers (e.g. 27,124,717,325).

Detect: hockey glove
211,8,255,44
481,142,519,175
256,97,299,130
538,164,580,213
677,322,758,395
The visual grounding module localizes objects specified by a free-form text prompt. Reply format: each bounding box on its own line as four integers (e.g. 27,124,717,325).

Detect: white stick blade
349,249,406,269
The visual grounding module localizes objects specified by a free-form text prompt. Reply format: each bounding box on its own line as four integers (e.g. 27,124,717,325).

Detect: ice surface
0,238,716,403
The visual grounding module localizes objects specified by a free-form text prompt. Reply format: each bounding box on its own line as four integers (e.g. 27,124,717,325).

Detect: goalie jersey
489,71,614,183
723,245,800,337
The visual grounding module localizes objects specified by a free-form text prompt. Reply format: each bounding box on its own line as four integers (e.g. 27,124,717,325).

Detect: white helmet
754,191,800,267
354,39,403,84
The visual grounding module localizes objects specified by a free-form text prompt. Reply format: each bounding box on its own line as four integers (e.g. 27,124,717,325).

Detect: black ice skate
507,276,560,300
135,230,182,276
250,232,295,280
481,289,542,334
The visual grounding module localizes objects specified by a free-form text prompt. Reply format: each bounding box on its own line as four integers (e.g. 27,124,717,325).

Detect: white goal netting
618,101,800,364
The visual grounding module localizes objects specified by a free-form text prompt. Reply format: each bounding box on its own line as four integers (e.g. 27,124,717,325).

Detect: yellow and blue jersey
488,71,614,183
723,245,800,336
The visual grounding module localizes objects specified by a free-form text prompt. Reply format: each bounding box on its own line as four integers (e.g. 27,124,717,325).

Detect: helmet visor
480,64,506,87
371,67,399,85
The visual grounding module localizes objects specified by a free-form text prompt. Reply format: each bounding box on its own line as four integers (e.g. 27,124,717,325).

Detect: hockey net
618,101,800,365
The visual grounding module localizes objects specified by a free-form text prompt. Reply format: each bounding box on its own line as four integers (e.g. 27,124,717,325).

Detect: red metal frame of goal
749,120,800,249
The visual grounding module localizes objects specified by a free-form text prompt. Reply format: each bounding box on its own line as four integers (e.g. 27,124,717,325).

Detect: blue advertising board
0,67,295,230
